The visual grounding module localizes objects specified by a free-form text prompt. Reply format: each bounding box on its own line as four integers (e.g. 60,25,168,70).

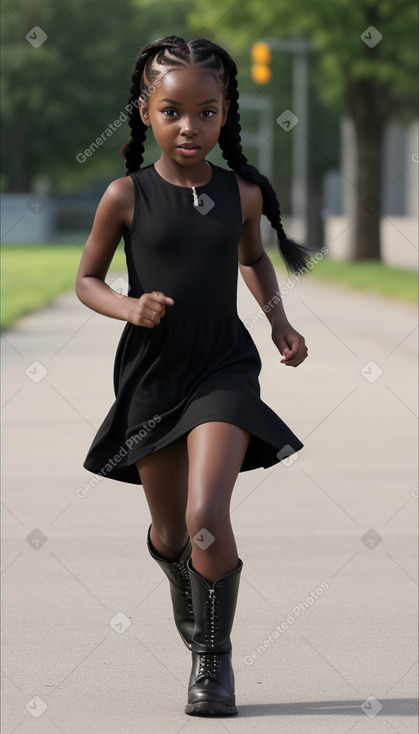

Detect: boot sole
185,701,238,716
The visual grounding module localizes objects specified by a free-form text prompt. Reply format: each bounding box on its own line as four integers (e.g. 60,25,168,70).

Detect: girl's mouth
177,145,201,157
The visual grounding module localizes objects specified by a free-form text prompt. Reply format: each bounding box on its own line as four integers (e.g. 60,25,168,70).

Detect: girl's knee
151,522,188,553
185,501,230,540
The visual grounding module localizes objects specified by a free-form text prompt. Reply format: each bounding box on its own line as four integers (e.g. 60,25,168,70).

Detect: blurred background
1,0,418,326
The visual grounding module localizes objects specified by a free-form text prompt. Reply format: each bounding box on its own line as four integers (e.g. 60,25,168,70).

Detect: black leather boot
146,525,194,649
185,558,243,716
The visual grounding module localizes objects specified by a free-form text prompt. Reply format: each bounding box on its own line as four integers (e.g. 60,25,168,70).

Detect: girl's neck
154,157,212,188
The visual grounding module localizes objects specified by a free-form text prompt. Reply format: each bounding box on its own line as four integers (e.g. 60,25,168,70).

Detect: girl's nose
180,119,198,136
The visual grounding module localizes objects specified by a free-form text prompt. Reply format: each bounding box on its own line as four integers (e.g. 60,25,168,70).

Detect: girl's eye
161,108,216,119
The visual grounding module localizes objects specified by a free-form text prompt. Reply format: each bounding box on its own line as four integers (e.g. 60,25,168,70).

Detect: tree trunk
353,112,384,260
344,73,384,260
341,0,391,263
7,121,32,191
307,181,324,251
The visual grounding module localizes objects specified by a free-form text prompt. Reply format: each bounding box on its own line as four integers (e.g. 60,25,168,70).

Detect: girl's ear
221,99,230,127
139,101,150,126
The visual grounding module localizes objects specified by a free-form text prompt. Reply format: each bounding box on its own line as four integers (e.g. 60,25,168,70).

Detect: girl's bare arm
236,177,308,367
75,177,173,327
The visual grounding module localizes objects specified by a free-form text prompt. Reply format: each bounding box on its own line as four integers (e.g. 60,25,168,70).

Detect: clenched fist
126,291,174,327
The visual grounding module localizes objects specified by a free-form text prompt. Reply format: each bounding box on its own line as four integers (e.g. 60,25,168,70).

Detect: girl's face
139,66,229,167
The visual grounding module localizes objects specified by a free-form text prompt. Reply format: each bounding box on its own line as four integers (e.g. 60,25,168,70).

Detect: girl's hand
127,291,174,327
272,322,308,367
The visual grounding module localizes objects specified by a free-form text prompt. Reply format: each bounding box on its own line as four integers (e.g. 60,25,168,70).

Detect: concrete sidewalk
2,271,418,733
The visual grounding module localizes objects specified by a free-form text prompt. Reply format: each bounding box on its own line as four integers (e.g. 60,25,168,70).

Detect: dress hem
83,413,304,486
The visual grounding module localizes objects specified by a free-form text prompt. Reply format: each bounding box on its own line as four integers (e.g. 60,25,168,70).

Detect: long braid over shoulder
121,36,310,273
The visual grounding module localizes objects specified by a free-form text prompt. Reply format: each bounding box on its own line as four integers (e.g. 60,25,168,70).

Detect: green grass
268,249,418,305
1,244,127,329
2,244,417,330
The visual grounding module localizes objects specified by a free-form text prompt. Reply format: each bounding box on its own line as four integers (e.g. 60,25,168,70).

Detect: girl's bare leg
136,439,189,560
186,422,250,583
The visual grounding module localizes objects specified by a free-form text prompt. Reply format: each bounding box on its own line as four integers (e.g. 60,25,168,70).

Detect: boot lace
198,653,221,680
204,585,221,649
172,558,194,616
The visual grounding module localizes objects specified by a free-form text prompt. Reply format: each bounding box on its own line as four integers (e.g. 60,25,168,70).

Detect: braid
121,35,310,273
120,64,148,174
214,47,310,273
121,36,192,175
187,38,309,273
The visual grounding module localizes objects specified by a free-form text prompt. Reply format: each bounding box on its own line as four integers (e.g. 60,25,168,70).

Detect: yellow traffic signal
251,42,272,84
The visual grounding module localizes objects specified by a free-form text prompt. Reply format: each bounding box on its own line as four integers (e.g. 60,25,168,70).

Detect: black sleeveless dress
83,162,303,484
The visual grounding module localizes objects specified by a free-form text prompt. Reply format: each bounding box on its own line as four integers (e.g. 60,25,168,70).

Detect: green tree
1,0,194,192
188,0,417,259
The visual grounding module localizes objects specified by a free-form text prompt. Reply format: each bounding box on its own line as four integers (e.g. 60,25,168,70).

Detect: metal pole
239,93,274,182
292,49,308,243
258,99,274,184
261,38,311,244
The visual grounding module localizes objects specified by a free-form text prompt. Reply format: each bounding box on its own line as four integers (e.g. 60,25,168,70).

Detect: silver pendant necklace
191,161,211,207
192,186,200,207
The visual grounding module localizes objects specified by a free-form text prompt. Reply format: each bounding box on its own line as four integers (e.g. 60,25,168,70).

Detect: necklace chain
192,161,211,207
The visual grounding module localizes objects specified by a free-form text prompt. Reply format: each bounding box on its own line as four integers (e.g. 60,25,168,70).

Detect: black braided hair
120,37,187,173
121,36,310,273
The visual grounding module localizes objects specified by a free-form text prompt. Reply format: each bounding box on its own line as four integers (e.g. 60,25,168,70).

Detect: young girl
76,35,309,717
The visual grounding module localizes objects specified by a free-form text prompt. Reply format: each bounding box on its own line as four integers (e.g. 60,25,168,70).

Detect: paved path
2,270,418,733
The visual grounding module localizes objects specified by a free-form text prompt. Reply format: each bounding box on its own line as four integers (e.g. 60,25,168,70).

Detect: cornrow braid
121,36,310,273
120,36,189,174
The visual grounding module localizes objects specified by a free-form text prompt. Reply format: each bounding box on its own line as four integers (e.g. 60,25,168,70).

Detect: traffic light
251,41,273,84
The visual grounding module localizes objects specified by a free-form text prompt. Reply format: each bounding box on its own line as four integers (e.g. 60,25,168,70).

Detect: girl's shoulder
105,175,134,202
104,165,160,199
98,176,135,231
233,172,263,223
